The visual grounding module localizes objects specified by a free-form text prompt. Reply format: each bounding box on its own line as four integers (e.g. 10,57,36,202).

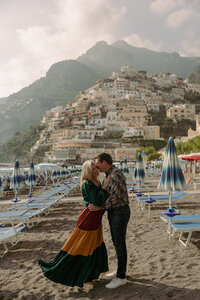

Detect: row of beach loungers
126,179,200,247
0,176,80,257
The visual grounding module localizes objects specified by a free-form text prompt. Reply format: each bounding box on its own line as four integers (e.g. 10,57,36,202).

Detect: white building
166,104,196,121
88,118,107,128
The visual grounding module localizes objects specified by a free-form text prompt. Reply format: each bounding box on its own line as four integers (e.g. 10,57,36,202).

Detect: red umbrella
181,155,200,161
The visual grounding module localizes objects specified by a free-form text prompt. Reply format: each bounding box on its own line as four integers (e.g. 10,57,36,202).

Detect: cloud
166,7,195,28
0,56,35,97
180,36,200,57
124,33,162,52
150,0,184,14
0,0,126,97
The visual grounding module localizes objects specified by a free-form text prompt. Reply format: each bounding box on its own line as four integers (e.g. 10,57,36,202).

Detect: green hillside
0,40,200,143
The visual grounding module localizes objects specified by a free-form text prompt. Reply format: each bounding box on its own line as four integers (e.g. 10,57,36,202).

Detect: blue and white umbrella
51,169,57,186
134,153,145,187
61,166,66,182
27,161,36,197
119,161,123,171
158,137,186,209
0,176,3,194
65,166,69,176
56,169,61,186
123,159,129,175
10,160,24,202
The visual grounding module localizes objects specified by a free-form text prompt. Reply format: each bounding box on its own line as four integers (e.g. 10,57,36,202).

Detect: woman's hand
102,177,110,189
88,203,100,211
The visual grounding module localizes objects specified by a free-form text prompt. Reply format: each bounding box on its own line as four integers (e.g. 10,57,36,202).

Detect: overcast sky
0,0,200,98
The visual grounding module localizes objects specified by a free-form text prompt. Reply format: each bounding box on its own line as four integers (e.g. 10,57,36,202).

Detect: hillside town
30,65,200,164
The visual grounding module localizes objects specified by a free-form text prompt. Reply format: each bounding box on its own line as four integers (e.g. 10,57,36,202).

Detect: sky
0,0,200,98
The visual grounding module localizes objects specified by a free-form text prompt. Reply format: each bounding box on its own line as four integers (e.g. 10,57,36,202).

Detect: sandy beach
0,178,200,300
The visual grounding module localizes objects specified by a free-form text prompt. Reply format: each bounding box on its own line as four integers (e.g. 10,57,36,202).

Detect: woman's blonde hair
80,160,96,186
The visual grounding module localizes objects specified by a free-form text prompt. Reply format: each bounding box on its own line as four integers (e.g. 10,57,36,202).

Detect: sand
0,179,200,300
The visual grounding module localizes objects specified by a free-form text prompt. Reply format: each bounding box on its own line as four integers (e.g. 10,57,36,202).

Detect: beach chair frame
0,222,26,257
170,222,200,247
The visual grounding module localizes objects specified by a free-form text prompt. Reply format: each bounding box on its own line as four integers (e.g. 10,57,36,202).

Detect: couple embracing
39,153,130,289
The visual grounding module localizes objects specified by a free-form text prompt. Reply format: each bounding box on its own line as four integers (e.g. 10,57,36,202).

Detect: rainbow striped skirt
39,207,108,287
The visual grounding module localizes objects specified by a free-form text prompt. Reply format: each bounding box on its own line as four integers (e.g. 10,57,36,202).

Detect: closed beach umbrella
56,169,61,186
123,158,129,174
27,161,36,197
134,153,145,187
158,137,186,209
65,166,69,176
51,169,57,186
10,160,24,202
0,176,3,194
61,166,66,182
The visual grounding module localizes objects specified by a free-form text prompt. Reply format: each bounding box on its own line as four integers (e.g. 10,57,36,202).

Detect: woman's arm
82,180,107,207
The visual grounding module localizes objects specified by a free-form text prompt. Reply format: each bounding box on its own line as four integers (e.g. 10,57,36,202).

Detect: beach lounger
0,209,45,229
0,222,26,257
170,221,200,247
161,214,200,223
137,191,187,201
136,192,187,218
9,200,56,214
9,194,64,212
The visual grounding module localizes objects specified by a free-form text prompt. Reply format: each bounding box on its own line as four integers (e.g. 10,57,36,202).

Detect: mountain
0,40,200,143
0,60,101,142
78,40,200,78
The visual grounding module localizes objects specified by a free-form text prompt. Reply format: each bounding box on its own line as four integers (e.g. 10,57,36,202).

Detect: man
89,153,130,289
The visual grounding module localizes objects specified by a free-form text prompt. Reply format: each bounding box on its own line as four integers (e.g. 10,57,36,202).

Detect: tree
136,146,162,161
138,70,147,75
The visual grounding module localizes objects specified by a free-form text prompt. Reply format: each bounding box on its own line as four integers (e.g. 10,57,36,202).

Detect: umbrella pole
169,190,172,209
45,170,48,190
29,184,32,197
169,190,172,240
13,188,20,206
15,189,18,201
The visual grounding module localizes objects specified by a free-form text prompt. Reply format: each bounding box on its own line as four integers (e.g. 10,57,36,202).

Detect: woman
39,160,108,288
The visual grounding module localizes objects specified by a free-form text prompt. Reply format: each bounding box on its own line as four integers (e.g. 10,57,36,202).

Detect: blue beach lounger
137,191,187,202
170,221,200,247
0,209,44,229
161,214,200,223
136,191,187,218
137,191,187,209
0,222,26,257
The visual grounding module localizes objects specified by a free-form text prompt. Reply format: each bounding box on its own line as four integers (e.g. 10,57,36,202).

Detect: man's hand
88,203,100,211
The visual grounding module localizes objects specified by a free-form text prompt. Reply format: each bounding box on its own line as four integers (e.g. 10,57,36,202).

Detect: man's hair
95,153,113,165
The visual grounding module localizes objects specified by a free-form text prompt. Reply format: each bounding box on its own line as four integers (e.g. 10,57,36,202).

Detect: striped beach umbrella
0,176,3,194
56,169,61,186
61,166,66,182
123,159,129,175
134,153,145,186
10,160,24,202
27,161,36,197
158,137,186,209
51,169,57,186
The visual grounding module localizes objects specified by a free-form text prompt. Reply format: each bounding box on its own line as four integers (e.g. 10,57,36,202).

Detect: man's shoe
105,277,126,289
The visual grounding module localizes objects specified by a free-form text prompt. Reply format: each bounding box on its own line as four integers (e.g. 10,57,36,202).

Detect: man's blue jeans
108,205,130,279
